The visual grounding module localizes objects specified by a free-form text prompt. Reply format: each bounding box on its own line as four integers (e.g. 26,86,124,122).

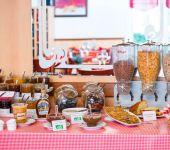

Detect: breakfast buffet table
1,117,170,150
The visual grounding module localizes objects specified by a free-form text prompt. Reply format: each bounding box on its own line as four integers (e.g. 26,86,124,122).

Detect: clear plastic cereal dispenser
138,42,160,101
163,44,170,101
112,41,135,104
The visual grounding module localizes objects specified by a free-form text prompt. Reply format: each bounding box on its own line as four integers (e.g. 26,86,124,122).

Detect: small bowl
62,107,88,120
46,113,65,124
83,113,102,127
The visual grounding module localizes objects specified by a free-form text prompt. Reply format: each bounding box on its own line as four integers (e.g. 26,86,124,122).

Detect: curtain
130,0,158,11
55,0,86,8
166,0,170,8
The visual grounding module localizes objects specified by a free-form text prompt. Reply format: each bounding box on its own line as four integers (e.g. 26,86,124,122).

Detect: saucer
17,118,36,127
80,122,106,130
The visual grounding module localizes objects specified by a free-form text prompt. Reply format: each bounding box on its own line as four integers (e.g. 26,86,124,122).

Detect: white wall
54,0,132,39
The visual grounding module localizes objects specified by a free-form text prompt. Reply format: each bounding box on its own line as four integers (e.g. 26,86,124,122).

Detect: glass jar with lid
54,84,78,112
81,82,105,112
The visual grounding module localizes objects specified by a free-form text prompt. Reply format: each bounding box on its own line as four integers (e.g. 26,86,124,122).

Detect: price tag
52,119,67,131
142,111,157,121
71,114,83,124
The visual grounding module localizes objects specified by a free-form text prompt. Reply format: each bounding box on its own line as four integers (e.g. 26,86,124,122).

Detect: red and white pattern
0,118,170,150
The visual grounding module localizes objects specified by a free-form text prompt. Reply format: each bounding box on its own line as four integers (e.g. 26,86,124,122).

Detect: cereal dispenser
163,44,170,101
112,42,135,104
138,42,160,101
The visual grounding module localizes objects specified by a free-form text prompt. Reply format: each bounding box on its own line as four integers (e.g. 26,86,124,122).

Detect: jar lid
63,88,78,99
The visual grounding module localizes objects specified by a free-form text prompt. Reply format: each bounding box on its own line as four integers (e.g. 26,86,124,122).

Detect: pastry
129,100,148,115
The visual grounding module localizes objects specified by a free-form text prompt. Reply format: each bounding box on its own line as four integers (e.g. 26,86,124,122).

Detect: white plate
104,116,114,122
17,118,36,127
138,114,165,119
106,110,142,126
80,122,106,130
43,121,70,130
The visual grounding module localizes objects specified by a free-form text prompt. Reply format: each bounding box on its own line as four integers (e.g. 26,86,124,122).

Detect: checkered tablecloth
0,118,170,150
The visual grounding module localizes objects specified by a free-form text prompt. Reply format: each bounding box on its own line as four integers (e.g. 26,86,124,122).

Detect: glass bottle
81,82,105,112
54,84,78,112
36,87,50,118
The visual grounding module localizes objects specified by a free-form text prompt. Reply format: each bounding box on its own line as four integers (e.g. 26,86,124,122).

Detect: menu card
71,114,84,124
142,111,157,121
52,119,67,131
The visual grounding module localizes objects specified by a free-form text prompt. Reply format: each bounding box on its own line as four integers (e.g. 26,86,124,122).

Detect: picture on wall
54,0,87,17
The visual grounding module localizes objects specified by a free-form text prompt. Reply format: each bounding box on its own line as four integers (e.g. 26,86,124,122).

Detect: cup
0,120,4,131
6,119,17,131
12,103,28,123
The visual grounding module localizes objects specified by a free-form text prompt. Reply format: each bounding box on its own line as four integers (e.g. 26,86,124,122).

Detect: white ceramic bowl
62,107,88,120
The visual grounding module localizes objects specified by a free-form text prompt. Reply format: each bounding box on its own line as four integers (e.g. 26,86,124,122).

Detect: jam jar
0,83,8,91
81,82,105,112
20,83,34,97
54,84,78,112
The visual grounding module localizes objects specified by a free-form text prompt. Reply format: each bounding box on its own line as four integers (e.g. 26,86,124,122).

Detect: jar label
17,113,26,120
37,100,49,116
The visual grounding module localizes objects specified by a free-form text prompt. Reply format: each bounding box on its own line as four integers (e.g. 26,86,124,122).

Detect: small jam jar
8,83,20,92
20,83,34,97
0,99,12,113
0,83,8,91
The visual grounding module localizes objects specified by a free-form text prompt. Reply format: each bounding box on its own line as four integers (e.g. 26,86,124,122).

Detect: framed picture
54,0,87,17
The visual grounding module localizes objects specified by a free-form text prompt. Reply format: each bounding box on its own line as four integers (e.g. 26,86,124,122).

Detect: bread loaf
129,100,148,115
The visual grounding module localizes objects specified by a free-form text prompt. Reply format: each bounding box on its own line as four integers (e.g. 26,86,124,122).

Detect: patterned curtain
55,0,86,8
130,0,158,11
166,0,170,8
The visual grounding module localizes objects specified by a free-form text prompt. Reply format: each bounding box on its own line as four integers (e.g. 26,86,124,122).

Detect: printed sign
52,119,67,131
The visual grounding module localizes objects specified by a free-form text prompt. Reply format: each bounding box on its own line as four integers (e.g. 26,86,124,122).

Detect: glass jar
0,83,8,91
112,42,135,95
54,84,78,112
81,82,105,112
0,75,5,83
8,83,20,92
20,83,34,97
138,42,160,94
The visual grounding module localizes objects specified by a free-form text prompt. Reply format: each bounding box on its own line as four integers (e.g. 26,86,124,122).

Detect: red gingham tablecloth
0,118,170,150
